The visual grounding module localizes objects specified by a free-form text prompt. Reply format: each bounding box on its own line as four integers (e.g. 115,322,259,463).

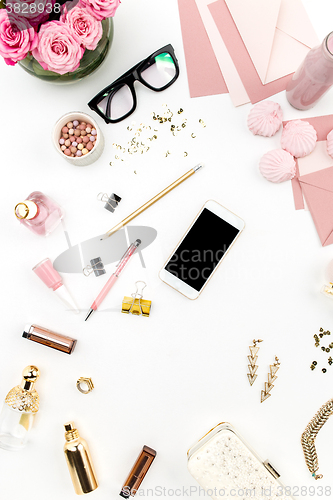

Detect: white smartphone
159,200,245,299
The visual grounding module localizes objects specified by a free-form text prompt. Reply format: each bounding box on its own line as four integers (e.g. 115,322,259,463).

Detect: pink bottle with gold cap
286,32,333,110
15,191,63,236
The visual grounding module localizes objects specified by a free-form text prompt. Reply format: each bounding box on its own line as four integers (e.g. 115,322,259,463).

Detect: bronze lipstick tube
23,324,77,354
120,445,156,498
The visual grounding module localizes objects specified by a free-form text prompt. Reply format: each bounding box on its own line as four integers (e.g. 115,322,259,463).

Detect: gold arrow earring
261,357,280,403
247,339,263,386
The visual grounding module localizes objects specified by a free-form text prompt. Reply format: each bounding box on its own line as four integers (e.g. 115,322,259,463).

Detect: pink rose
61,3,102,50
0,11,38,66
79,0,120,21
32,20,84,74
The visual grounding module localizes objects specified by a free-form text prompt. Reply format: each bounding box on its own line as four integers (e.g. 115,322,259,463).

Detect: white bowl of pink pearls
53,112,104,166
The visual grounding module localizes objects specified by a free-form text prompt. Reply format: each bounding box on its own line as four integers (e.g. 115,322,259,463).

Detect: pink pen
85,239,141,321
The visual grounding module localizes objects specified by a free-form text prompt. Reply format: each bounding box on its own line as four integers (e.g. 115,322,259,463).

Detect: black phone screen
164,208,240,292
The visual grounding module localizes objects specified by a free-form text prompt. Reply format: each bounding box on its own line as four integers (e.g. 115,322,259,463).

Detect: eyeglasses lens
97,83,134,121
140,52,176,89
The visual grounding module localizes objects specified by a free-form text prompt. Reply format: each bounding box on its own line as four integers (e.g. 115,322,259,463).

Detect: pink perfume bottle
286,32,333,110
15,191,63,236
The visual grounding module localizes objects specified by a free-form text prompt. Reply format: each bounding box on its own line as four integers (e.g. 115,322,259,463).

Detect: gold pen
101,163,204,239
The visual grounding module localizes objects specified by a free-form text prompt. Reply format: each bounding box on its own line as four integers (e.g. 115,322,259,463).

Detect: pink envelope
177,0,228,98
283,115,333,210
209,0,292,103
224,0,318,85
298,167,333,246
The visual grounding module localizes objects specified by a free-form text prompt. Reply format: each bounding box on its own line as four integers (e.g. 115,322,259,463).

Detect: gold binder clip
122,281,151,317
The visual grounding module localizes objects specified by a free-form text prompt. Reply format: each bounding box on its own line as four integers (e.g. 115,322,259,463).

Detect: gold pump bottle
63,422,99,495
0,365,40,451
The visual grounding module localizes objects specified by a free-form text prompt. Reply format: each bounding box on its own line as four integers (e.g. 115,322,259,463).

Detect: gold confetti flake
109,104,206,167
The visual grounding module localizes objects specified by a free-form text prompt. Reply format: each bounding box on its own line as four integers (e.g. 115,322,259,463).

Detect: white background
1,0,333,498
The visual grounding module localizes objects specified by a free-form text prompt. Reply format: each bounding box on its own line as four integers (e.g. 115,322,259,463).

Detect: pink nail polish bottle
286,32,333,110
33,258,79,314
15,191,63,236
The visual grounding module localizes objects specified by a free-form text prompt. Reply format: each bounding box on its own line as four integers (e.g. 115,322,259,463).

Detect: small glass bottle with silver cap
15,191,63,236
0,366,40,451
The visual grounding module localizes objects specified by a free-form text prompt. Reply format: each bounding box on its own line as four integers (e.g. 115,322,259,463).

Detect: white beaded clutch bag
187,423,293,500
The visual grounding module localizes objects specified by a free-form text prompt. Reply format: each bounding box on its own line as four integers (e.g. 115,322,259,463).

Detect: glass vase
18,17,113,84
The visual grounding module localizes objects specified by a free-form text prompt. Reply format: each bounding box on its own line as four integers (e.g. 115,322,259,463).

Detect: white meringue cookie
259,149,296,183
327,129,333,159
281,120,317,158
247,100,283,137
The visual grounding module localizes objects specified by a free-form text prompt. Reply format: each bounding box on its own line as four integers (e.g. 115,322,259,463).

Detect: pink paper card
177,0,228,98
283,115,333,210
195,0,246,106
208,0,292,103
195,0,249,106
298,167,333,246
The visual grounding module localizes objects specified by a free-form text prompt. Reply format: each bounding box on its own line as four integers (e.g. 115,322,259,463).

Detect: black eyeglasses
88,44,179,124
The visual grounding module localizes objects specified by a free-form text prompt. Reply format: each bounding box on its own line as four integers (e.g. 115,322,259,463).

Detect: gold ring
76,377,94,394
14,202,29,220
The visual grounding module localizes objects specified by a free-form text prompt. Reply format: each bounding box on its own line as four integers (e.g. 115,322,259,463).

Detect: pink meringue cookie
281,120,317,158
327,129,333,159
247,100,283,137
259,149,296,183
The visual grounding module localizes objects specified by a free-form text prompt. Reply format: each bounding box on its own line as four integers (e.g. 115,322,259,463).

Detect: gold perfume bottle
63,422,99,495
0,365,40,451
